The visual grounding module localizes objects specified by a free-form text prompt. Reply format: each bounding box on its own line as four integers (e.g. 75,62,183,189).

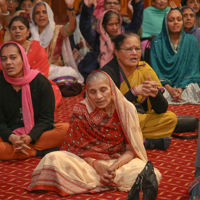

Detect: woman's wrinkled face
182,8,195,31
114,36,142,69
105,15,120,36
168,10,183,33
154,0,168,10
1,45,23,78
187,0,200,13
21,0,34,13
87,78,112,111
10,20,30,43
34,4,49,28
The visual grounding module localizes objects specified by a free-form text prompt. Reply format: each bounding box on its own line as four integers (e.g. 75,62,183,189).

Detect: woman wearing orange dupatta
8,16,62,110
27,71,161,197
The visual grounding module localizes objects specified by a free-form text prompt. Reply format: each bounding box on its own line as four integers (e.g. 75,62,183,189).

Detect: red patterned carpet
0,90,199,200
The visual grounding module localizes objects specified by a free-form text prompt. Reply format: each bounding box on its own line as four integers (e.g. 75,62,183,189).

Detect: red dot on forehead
35,4,46,11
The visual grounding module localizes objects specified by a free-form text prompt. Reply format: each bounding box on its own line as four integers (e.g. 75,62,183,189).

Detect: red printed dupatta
61,71,147,162
61,102,126,159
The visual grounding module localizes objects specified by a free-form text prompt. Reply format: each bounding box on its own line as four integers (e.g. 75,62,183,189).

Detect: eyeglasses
105,2,120,5
120,47,142,53
6,0,18,2
21,4,33,9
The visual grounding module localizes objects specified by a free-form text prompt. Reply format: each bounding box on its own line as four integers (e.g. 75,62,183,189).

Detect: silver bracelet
2,11,9,16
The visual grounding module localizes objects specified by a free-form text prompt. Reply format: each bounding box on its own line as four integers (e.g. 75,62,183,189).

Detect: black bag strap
118,64,131,89
118,64,139,103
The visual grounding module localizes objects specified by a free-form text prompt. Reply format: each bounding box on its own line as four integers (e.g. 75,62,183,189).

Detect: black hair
181,0,189,6
168,7,183,19
0,43,23,60
102,10,120,30
111,32,140,50
20,0,34,3
18,0,34,10
9,16,31,39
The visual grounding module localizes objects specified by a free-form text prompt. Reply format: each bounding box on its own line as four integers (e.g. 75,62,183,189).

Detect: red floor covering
0,91,200,200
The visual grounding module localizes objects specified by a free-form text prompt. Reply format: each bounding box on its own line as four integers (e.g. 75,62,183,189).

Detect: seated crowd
0,0,199,198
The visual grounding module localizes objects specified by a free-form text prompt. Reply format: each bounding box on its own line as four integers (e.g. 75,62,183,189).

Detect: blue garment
79,0,144,81
150,8,200,89
186,26,200,47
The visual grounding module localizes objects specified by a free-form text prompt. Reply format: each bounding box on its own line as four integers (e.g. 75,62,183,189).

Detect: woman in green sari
150,8,200,104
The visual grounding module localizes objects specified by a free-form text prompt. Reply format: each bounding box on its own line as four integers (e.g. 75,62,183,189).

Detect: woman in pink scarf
78,0,144,81
93,0,104,19
0,42,69,160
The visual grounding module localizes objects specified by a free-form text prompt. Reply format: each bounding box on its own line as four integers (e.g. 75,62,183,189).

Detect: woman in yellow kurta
102,32,177,150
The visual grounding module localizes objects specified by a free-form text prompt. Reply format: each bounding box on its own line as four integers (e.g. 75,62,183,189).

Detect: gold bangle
118,160,121,168
92,159,97,168
115,160,121,169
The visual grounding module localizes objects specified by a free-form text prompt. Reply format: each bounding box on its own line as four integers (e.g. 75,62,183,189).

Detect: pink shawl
0,42,39,136
93,0,104,19
97,9,123,68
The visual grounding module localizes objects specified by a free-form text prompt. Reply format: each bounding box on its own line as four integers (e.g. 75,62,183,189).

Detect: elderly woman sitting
27,71,161,197
0,42,68,160
102,32,177,150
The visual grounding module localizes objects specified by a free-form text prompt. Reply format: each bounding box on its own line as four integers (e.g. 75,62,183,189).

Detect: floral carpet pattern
0,91,199,200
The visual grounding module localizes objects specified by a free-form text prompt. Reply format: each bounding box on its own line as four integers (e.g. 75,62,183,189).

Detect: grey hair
32,2,46,25
86,71,109,88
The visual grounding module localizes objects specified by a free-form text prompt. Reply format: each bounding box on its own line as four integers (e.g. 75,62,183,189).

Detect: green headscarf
150,7,200,89
142,6,170,38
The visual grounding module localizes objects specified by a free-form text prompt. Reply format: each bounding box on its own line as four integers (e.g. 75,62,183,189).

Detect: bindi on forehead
1,53,17,57
35,5,46,11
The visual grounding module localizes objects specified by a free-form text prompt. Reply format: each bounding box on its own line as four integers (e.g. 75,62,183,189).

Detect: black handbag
118,64,146,114
126,161,158,200
172,116,199,139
